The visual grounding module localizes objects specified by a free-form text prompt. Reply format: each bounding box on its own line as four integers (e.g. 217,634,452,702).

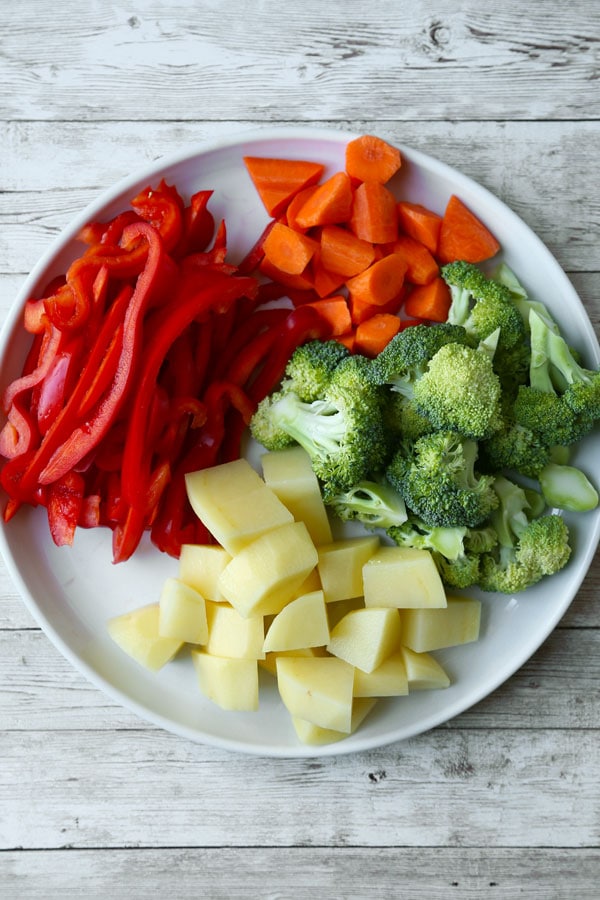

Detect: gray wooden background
1,2,599,897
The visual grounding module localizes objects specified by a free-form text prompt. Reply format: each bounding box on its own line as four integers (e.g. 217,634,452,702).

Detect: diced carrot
348,285,408,325
386,234,439,285
286,185,320,231
345,135,402,184
397,201,442,254
349,182,398,244
262,222,319,275
311,252,347,298
346,253,407,307
354,313,402,357
259,256,314,291
403,276,452,322
437,195,501,264
294,171,354,229
243,157,325,217
335,331,357,352
306,296,352,336
319,225,375,277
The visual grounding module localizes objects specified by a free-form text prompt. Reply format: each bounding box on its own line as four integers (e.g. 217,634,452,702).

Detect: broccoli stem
538,463,599,512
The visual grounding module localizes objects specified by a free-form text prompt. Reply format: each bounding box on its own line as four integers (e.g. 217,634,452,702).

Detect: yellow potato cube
218,520,318,618
259,646,328,677
158,577,208,644
399,646,450,690
261,446,333,545
178,544,231,602
263,590,330,653
191,650,259,711
327,607,402,673
353,651,409,697
107,604,183,671
205,602,265,659
185,458,293,555
317,536,381,603
327,596,365,630
401,595,482,653
291,698,378,746
363,546,447,609
276,656,355,732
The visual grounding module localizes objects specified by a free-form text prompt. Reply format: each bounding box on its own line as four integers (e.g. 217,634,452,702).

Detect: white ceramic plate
1,127,599,757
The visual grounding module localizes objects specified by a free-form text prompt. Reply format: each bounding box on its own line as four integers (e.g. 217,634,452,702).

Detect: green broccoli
323,478,408,529
514,309,600,446
538,462,599,513
368,322,473,398
479,419,551,479
282,339,350,402
477,475,572,593
386,430,499,529
442,260,526,350
412,342,503,440
249,354,388,493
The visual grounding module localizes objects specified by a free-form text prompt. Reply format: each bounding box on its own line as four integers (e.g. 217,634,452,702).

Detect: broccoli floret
412,342,503,440
388,514,467,559
386,431,499,528
249,355,387,493
250,390,297,450
368,322,473,398
442,260,526,351
282,339,350,402
477,475,571,593
514,309,600,446
479,419,551,479
324,478,407,529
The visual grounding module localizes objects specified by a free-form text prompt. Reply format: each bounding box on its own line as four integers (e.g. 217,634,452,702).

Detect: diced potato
276,656,355,732
363,546,447,609
178,544,231,602
291,698,378,745
158,577,208,645
327,596,365,630
327,607,402,673
263,590,330,653
317,535,381,603
107,604,183,671
400,595,482,653
218,520,318,618
295,567,322,595
261,446,333,545
353,651,409,697
191,650,259,711
205,602,265,659
185,458,293,555
259,646,328,677
399,646,450,690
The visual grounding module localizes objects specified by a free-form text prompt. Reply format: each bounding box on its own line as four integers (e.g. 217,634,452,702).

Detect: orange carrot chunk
294,171,354,229
243,157,325,218
349,182,398,244
306,296,352,336
437,195,501,264
397,201,443,254
403,276,452,322
262,222,319,275
386,234,439,285
346,253,407,307
348,286,408,325
286,185,320,231
259,256,314,291
319,225,376,277
355,313,402,357
345,135,402,184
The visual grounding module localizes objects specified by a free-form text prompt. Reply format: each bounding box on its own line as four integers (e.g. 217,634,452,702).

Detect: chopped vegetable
437,195,501,264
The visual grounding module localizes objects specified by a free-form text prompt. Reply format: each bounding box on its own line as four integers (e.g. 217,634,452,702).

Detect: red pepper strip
119,269,257,509
0,398,39,459
236,217,279,275
174,190,215,258
78,493,101,529
100,210,143,246
131,180,184,253
46,470,85,547
35,351,74,435
2,325,64,411
112,504,147,564
36,223,168,485
246,305,334,404
211,307,289,380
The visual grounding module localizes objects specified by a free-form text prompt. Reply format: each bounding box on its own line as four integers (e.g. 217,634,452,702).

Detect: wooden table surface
1,2,599,897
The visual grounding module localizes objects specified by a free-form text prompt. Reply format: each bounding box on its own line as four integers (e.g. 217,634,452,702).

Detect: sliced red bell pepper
46,470,85,547
131,179,184,253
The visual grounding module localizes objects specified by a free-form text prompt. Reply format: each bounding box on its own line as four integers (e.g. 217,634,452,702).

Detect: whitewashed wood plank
1,2,599,121
0,625,597,732
0,728,597,848
2,847,599,900
1,121,599,275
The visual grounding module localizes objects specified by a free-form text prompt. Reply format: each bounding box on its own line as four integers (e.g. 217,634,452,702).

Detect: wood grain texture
1,1,599,896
